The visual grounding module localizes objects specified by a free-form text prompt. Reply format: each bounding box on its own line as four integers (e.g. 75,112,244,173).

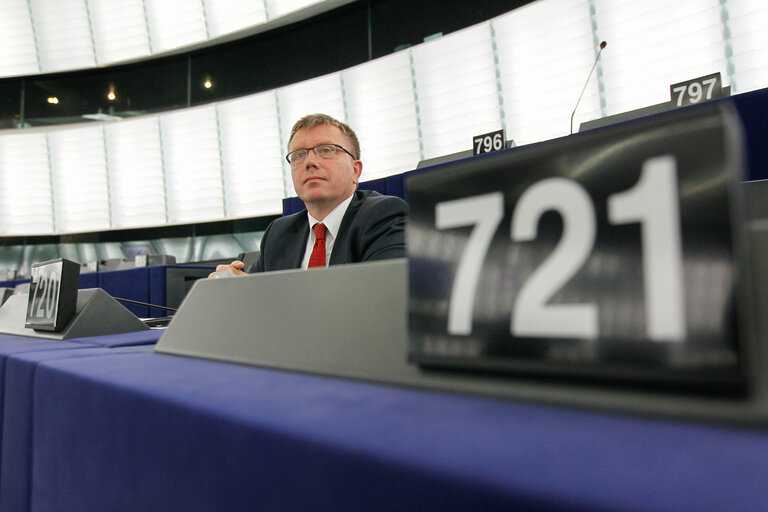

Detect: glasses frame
286,143,355,165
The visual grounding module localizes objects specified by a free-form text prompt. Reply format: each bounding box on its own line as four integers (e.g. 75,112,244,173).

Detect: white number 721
435,155,686,342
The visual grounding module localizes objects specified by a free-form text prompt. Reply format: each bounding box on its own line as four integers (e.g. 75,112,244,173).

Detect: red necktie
308,223,326,268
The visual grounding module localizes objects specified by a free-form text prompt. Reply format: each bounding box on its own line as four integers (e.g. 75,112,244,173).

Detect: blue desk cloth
27,351,768,512
0,336,98,512
0,331,160,512
0,347,148,512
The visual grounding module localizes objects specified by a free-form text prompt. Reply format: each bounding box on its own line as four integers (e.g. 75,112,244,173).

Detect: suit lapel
330,191,365,265
286,215,309,269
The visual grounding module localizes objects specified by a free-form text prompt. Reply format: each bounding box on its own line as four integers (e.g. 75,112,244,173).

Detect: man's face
289,124,362,212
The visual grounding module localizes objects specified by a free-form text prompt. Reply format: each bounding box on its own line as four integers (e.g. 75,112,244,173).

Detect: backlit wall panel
412,24,502,160
144,0,208,54
88,0,151,65
217,92,285,218
343,52,421,182
29,0,96,73
494,0,597,144
727,1,768,93
595,0,727,115
48,126,110,233
105,118,167,228
204,0,268,38
0,0,39,76
0,132,53,234
0,0,348,77
160,106,225,223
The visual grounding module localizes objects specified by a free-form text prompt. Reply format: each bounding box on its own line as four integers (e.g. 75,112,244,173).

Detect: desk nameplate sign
25,258,80,332
473,129,506,155
670,72,723,108
407,102,751,391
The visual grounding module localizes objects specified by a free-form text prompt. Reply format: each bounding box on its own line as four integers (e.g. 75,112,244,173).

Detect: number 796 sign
406,103,746,387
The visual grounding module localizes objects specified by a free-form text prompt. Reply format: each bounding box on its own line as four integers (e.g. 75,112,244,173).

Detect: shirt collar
306,193,354,240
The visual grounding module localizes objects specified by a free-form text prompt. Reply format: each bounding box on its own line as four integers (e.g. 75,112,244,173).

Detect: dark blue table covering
0,331,159,512
25,350,768,512
0,347,150,512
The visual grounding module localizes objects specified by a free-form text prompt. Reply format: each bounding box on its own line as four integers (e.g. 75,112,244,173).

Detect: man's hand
207,260,247,279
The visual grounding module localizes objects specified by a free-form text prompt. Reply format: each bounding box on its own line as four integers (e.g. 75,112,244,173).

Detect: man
209,113,406,277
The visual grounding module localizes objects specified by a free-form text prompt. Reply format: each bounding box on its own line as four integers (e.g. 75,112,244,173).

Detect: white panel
277,73,345,197
49,126,111,233
411,24,501,160
0,0,39,76
266,0,322,19
88,0,151,64
145,0,208,53
217,92,284,217
204,0,268,38
0,132,53,234
594,0,727,115
494,0,595,144
105,117,167,228
160,105,225,223
344,51,421,181
29,0,96,73
727,1,768,94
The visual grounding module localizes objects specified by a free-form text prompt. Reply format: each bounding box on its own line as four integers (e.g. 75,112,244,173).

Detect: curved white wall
0,0,766,235
0,0,351,77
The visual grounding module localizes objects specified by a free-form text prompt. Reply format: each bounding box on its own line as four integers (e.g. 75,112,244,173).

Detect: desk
97,264,212,317
0,330,161,512
6,343,764,512
0,265,212,318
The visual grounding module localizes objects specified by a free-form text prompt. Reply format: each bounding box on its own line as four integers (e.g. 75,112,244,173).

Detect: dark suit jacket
250,190,407,272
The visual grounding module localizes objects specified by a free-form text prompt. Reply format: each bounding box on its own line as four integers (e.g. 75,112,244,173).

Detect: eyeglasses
286,144,355,165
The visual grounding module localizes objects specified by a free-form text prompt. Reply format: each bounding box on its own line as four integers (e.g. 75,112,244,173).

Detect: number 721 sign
406,103,746,386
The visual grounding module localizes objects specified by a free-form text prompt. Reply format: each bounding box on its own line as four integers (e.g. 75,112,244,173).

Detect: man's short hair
288,113,361,160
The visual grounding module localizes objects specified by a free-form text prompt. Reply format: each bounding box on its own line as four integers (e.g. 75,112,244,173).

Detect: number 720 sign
406,103,747,386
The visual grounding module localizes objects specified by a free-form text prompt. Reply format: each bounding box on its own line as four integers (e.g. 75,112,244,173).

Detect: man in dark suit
209,113,406,277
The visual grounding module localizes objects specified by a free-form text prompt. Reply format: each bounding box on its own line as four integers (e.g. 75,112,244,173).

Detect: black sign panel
25,258,80,332
670,72,723,108
407,103,747,388
473,129,506,155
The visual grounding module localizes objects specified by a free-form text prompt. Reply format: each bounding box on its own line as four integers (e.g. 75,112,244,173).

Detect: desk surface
22,348,768,512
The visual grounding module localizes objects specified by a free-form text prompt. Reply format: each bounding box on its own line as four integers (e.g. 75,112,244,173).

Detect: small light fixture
107,84,116,101
203,78,213,89
47,97,59,104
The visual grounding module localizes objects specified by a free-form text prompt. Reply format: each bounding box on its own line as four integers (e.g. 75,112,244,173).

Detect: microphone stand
571,41,607,135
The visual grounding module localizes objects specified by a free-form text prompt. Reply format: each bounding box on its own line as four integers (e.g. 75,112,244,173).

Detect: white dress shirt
300,194,354,269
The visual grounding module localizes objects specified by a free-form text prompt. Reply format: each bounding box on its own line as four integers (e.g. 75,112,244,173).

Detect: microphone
113,297,178,312
570,41,607,134
113,297,178,327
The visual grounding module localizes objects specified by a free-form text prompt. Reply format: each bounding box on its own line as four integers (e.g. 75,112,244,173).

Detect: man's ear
352,159,363,184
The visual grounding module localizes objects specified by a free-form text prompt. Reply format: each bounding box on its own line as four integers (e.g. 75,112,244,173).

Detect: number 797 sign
406,103,745,386
670,72,723,108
